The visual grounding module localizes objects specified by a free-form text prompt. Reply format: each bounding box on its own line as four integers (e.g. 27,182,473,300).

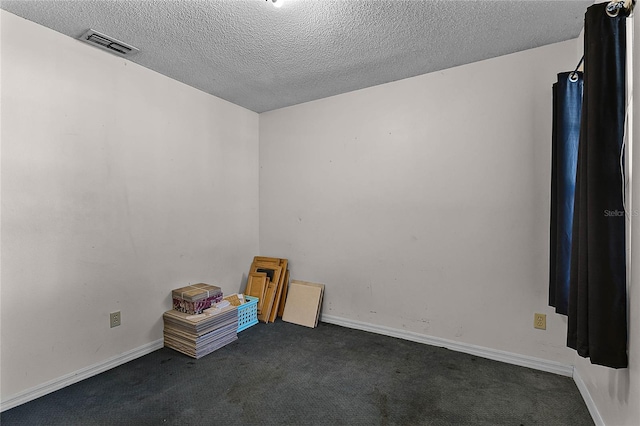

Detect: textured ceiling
1,0,592,113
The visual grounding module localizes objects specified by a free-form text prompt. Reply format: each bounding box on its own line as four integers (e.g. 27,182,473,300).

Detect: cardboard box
172,283,222,314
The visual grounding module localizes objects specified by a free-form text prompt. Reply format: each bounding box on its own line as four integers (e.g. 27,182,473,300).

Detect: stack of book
163,304,238,359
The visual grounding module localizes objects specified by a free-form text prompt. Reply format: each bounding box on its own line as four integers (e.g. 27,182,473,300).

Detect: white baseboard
1,339,164,412
572,368,604,426
320,314,575,377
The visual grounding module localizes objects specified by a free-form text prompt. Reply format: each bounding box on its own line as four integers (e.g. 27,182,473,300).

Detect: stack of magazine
163,304,238,359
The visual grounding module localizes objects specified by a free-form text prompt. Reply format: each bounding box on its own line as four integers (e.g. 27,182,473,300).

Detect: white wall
572,14,640,426
0,11,259,401
4,6,637,424
259,40,578,364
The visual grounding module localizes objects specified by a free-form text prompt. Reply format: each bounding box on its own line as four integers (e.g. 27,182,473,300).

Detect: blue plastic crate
237,296,259,332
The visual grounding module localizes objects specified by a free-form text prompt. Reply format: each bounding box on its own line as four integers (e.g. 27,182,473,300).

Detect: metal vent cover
79,29,138,57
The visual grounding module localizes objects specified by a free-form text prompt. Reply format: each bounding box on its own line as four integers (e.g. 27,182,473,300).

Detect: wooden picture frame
258,280,277,323
277,268,290,318
253,256,281,266
246,256,290,323
245,272,268,314
269,259,288,322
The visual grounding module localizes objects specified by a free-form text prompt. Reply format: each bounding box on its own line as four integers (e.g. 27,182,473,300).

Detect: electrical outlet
534,313,546,330
110,311,121,328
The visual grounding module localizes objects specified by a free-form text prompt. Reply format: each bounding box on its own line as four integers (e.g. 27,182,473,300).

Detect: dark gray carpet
2,321,593,425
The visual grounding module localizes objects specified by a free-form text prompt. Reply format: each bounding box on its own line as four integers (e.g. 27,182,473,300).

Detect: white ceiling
1,0,592,113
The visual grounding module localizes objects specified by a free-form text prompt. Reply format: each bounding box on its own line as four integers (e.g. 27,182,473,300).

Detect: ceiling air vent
79,29,139,57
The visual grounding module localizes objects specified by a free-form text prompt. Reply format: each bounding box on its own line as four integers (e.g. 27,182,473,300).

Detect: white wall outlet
110,311,121,328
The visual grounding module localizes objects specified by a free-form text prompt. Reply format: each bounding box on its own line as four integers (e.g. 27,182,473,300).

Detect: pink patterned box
172,283,223,315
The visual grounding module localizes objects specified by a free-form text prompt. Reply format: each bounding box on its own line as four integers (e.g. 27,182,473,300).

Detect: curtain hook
569,55,584,83
606,1,622,17
605,0,633,17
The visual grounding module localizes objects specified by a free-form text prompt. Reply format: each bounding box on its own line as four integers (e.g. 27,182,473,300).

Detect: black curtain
549,72,582,315
567,2,628,369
